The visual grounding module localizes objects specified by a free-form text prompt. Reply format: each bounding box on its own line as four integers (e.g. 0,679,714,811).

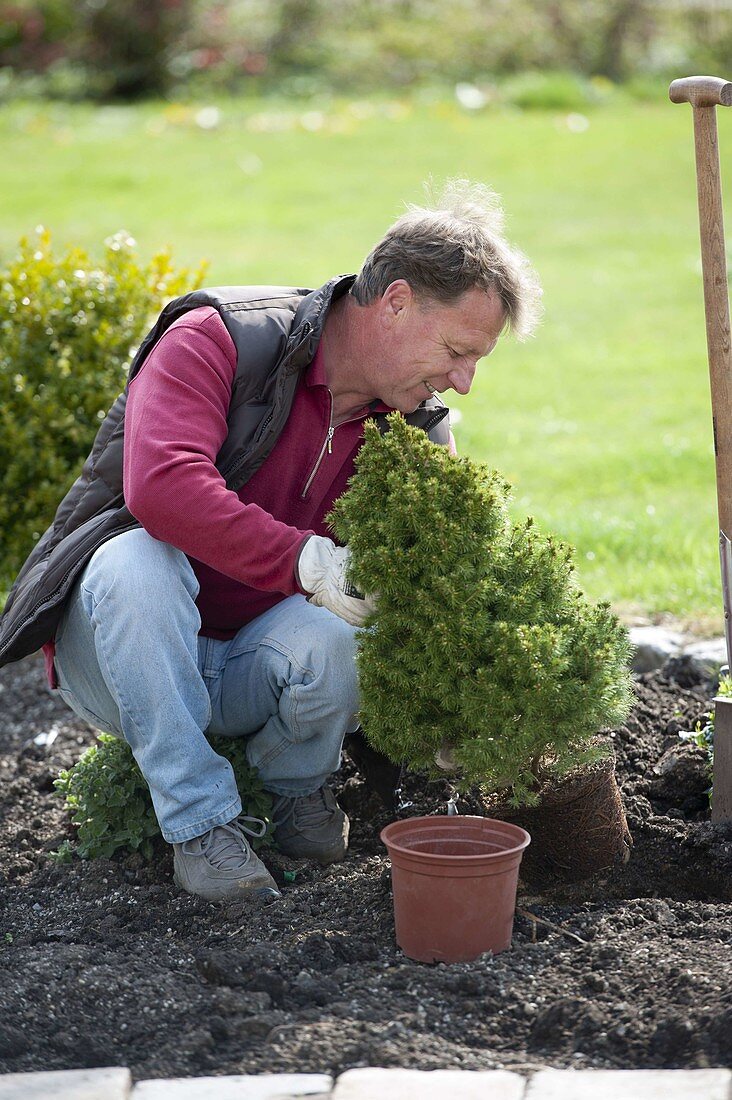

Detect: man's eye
448,348,461,359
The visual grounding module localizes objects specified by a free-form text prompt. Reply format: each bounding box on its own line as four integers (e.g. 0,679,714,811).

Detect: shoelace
272,787,334,829
183,815,267,871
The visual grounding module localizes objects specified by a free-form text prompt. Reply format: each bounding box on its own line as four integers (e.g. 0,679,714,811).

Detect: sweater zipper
301,400,374,500
301,392,334,499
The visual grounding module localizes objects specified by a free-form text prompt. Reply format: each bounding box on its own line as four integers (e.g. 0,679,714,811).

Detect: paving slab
628,626,684,673
525,1068,732,1100
684,636,728,673
0,1067,132,1100
332,1068,526,1100
132,1074,333,1099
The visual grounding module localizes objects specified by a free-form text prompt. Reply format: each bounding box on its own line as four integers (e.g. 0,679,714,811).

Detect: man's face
375,283,506,414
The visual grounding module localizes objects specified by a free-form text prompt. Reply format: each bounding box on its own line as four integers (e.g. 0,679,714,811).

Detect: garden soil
1,653,731,1080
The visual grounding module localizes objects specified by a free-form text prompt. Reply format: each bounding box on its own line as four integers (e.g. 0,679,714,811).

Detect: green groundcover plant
54,733,273,860
330,413,633,803
678,672,732,804
0,227,206,595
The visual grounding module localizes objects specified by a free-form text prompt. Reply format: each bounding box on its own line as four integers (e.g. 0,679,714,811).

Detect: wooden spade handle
669,76,732,107
670,77,732,537
673,78,732,825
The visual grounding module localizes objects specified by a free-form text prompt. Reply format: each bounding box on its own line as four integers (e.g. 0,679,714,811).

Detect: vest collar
286,274,357,373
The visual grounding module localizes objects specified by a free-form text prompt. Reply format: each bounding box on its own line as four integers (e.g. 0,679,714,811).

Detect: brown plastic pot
380,815,531,964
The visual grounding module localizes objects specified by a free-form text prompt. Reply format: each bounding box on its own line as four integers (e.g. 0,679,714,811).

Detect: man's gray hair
351,179,542,339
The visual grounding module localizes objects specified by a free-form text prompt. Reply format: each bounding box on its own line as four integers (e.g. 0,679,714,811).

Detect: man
0,180,541,903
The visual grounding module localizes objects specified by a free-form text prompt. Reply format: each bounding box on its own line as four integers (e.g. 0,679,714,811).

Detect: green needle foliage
0,227,207,595
54,733,273,860
329,414,633,802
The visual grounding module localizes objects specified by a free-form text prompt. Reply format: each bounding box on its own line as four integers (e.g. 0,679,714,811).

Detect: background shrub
1,0,732,101
0,227,206,598
80,0,193,100
54,732,274,860
0,0,75,75
0,0,192,99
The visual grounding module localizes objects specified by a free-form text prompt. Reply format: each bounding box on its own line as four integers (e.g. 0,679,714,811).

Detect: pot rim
380,814,531,864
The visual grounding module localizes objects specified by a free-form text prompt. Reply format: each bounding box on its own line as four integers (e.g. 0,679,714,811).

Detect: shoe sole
274,842,348,865
173,871,281,903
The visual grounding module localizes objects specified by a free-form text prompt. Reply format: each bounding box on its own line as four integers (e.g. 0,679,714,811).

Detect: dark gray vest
0,275,449,666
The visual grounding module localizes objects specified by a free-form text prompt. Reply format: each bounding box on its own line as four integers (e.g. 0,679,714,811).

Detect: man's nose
447,360,476,395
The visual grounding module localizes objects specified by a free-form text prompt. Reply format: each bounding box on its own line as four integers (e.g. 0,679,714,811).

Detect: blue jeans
54,529,361,843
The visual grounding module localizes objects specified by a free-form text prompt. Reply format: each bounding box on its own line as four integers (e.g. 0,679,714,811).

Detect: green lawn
2,94,730,632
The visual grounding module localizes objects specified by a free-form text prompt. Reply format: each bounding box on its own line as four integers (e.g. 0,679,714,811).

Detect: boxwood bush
0,228,206,596
54,732,273,860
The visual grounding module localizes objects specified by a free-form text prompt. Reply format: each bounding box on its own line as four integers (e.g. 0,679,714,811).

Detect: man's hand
297,536,377,626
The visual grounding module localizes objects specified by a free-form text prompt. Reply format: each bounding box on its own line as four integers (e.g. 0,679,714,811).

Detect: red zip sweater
42,305,390,687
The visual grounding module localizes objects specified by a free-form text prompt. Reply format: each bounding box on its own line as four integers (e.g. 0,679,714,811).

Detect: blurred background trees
0,0,731,102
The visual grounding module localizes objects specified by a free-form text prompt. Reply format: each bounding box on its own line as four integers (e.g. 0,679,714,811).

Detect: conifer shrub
0,227,207,596
54,733,273,860
329,413,633,803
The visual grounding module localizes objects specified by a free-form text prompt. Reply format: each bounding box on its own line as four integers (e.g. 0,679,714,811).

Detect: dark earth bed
1,653,731,1080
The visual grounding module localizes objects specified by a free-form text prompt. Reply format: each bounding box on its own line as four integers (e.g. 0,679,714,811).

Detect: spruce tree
329,414,633,803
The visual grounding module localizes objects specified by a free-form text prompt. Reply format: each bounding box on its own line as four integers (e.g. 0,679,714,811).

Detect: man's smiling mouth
423,381,438,395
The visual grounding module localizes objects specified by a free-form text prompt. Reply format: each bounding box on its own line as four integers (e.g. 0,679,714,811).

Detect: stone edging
628,626,727,675
0,1066,731,1099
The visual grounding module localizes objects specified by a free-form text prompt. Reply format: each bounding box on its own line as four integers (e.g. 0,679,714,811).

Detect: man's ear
382,280,413,318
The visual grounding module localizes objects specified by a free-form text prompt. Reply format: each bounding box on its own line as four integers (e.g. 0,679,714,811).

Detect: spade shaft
670,76,732,822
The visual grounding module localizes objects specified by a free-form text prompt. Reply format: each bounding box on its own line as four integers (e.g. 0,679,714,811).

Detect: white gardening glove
297,535,377,627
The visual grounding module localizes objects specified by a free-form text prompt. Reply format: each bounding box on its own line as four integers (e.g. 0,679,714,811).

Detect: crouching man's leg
53,528,280,903
207,595,360,864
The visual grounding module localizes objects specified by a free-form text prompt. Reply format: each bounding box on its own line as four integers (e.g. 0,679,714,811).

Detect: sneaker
173,815,280,904
271,785,349,864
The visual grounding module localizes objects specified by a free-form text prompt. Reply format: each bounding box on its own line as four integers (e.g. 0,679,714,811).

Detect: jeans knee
315,615,359,704
83,528,199,604
302,610,356,668
327,612,359,657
